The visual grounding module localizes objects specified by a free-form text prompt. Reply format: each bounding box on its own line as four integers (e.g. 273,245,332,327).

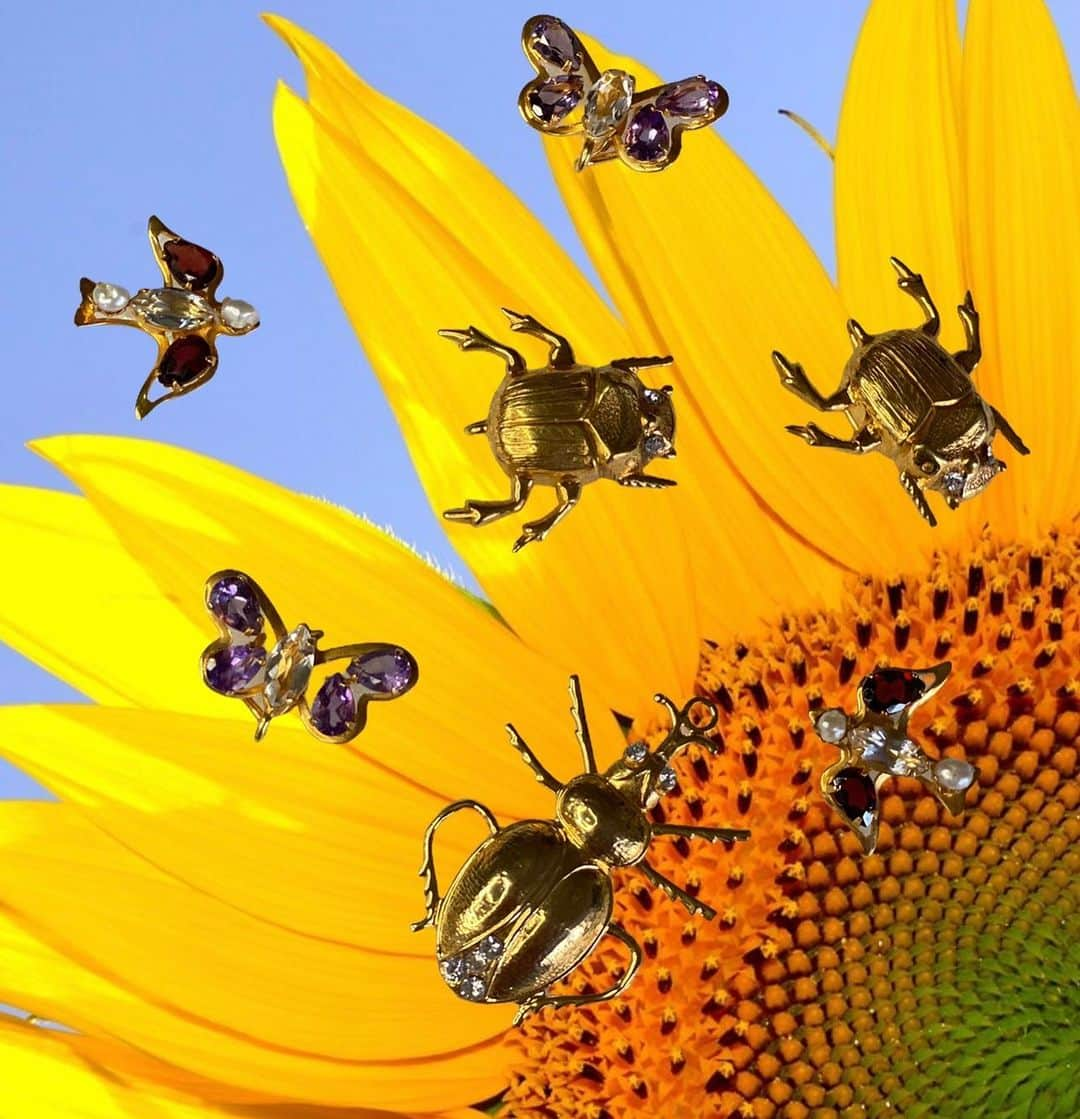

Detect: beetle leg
899,471,938,527
437,325,526,376
652,824,751,844
989,406,1031,456
443,476,533,527
785,423,880,454
953,291,982,373
511,922,642,1026
464,420,488,435
501,308,576,369
410,800,500,933
504,723,564,793
890,257,940,337
618,472,677,488
512,479,581,552
637,859,718,920
772,351,849,412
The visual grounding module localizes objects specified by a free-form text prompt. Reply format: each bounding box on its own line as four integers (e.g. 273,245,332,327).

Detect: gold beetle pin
774,257,1029,525
411,676,749,1025
441,309,677,551
810,663,976,855
75,216,259,418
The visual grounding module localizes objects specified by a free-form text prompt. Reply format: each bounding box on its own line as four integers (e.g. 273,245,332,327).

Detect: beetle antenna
654,694,720,761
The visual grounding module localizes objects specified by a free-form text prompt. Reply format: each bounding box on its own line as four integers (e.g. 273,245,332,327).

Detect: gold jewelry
518,15,728,172
811,663,976,854
201,570,417,742
412,676,749,1024
75,216,259,418
441,308,677,551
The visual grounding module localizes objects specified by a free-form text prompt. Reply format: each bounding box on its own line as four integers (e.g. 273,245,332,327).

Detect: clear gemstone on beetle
656,76,725,118
309,673,357,738
458,976,486,1002
527,16,580,68
624,741,648,765
643,388,663,405
625,106,670,162
644,433,668,458
133,288,214,331
439,957,465,986
91,282,131,313
157,335,213,386
264,624,317,714
219,297,259,331
814,707,848,744
347,647,417,697
468,935,503,967
584,69,634,137
526,75,583,125
208,574,263,635
657,766,678,793
205,643,265,695
934,756,976,792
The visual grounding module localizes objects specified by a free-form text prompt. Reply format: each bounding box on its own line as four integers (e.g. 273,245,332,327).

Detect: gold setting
775,257,1029,525
518,14,728,172
74,216,259,418
441,309,677,551
200,569,417,743
411,676,750,1024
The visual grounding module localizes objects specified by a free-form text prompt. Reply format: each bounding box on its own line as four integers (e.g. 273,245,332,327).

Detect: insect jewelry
441,309,677,551
518,14,728,172
200,570,417,742
411,676,749,1024
810,663,976,855
74,216,259,418
774,257,1029,526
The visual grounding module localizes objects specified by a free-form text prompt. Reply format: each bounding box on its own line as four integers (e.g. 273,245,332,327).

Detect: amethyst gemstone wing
624,106,670,164
655,77,727,120
310,673,358,738
347,646,418,698
208,573,264,636
205,643,266,695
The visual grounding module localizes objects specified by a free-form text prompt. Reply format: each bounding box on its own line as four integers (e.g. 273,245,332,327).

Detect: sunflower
0,1,1076,1117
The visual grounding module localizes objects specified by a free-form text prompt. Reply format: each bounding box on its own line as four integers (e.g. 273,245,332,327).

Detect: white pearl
934,756,976,792
814,707,848,744
219,297,259,331
91,282,131,313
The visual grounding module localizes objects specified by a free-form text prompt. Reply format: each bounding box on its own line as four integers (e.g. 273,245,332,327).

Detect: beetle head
925,444,1006,509
641,385,676,460
603,693,720,814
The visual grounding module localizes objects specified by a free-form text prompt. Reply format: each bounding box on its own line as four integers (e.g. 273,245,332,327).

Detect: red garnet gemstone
158,336,213,386
861,667,926,714
163,239,220,289
830,767,877,827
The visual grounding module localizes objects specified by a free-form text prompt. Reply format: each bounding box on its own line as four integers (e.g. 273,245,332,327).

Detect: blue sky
1,2,1076,797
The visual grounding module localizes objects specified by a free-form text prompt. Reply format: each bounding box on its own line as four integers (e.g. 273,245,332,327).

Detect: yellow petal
32,434,626,814
539,32,928,603
836,0,966,350
0,1017,476,1118
269,17,699,712
0,485,221,716
0,705,497,951
962,0,1080,529
0,804,506,1109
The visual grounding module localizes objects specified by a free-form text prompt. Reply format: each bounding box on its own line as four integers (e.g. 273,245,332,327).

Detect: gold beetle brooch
411,676,749,1024
774,257,1028,525
441,310,677,551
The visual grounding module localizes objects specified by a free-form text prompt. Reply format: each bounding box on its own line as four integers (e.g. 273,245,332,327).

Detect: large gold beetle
411,677,749,1025
774,257,1029,526
440,309,677,551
